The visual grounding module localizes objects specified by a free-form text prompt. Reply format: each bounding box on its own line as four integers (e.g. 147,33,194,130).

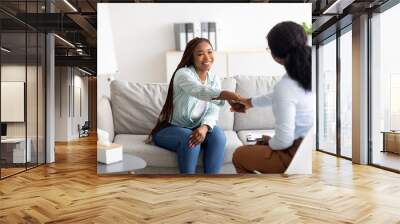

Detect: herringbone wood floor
1,135,400,224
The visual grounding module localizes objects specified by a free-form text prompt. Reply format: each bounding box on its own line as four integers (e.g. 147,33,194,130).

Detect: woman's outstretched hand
228,100,246,113
214,90,241,101
188,125,208,148
229,98,252,113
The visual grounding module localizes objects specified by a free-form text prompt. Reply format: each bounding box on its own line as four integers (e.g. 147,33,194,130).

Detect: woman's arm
214,90,241,102
251,93,273,107
201,76,222,131
201,103,220,132
229,93,273,113
174,68,240,102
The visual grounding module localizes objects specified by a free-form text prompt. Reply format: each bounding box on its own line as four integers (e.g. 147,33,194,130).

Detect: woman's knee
207,126,226,145
181,129,193,139
154,126,193,149
232,146,247,164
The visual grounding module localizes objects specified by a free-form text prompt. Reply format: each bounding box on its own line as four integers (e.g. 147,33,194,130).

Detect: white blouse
251,74,315,150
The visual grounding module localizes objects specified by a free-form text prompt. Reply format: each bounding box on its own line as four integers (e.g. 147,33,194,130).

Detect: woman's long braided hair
146,38,213,142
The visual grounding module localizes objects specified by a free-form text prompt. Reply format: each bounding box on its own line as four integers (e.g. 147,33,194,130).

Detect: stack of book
174,22,217,51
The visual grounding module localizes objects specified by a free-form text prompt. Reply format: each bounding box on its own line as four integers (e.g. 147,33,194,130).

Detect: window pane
27,31,38,169
318,37,337,154
340,29,352,158
1,31,28,178
371,3,400,171
0,1,46,179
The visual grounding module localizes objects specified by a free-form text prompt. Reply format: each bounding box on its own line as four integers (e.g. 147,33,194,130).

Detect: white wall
55,67,70,141
1,64,46,164
55,67,89,141
98,3,311,89
1,65,36,138
72,74,89,138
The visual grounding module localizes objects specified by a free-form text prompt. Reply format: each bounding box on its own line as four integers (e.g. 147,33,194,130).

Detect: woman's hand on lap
256,135,271,145
188,125,209,148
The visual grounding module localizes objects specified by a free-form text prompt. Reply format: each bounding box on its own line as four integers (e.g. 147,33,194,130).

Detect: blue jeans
153,124,226,174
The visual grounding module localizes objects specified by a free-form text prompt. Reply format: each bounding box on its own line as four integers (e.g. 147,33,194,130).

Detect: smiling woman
148,38,240,174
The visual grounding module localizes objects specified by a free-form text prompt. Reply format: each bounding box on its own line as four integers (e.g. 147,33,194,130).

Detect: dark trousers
232,139,302,174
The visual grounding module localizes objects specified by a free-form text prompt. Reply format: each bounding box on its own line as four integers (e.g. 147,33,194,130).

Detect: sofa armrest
98,96,115,142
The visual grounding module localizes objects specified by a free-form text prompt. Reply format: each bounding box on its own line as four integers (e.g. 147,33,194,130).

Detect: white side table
1,138,31,163
97,153,146,175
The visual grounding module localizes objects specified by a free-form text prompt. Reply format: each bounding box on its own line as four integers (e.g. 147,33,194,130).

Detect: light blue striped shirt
170,66,224,131
251,74,315,150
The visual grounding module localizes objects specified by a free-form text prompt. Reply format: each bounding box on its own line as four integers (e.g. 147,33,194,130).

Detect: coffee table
97,153,146,174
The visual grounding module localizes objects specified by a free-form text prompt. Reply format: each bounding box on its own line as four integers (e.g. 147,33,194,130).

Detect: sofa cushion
110,80,168,135
218,77,236,131
233,75,281,131
237,129,275,145
110,78,235,135
223,130,244,164
114,130,242,168
97,96,115,142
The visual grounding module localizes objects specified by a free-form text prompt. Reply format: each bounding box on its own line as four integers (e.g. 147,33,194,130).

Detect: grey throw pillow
233,75,281,131
110,80,168,135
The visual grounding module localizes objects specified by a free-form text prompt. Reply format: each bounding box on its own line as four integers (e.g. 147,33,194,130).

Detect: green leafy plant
302,22,312,36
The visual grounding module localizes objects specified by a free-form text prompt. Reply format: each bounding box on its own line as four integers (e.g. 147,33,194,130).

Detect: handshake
217,90,252,113
228,98,252,113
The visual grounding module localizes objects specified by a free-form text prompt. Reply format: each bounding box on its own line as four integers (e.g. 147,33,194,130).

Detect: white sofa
98,75,312,174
